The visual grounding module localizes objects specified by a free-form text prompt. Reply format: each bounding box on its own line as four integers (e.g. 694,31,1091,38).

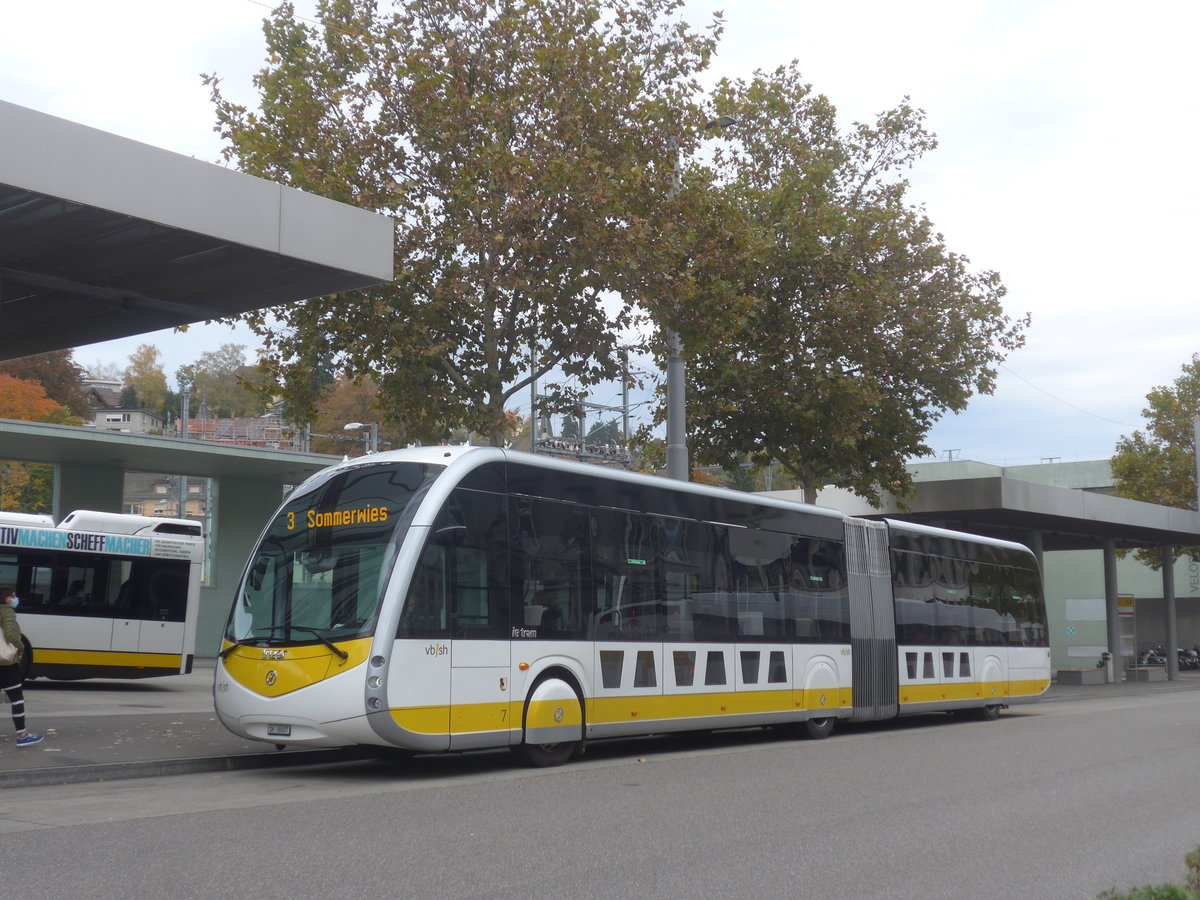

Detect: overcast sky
3,0,1197,467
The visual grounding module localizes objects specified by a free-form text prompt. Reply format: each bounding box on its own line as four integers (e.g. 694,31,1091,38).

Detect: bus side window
589,509,662,641
398,544,449,638
510,497,589,640
147,564,188,622
398,489,508,640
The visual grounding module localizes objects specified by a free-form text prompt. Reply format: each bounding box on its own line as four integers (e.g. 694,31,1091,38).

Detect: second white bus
0,509,204,680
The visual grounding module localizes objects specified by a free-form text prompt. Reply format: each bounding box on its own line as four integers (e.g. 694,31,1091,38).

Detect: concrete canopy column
1025,529,1045,575
1104,538,1119,683
54,461,124,520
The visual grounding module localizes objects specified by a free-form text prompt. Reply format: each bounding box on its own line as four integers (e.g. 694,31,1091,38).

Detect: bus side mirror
247,559,267,591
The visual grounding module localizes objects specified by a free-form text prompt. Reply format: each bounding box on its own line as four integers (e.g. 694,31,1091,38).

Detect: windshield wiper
219,636,267,660
219,627,350,661
286,626,350,661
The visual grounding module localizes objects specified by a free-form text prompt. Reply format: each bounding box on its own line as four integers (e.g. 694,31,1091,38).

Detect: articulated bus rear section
214,446,1050,766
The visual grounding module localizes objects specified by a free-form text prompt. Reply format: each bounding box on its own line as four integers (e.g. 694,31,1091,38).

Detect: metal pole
180,385,190,440
1103,538,1120,683
621,348,630,448
531,379,538,453
665,327,688,480
530,320,538,453
1164,543,1178,681
665,135,688,482
661,118,736,481
1193,416,1200,510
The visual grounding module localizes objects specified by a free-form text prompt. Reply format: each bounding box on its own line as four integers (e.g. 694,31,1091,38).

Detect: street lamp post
343,422,379,455
665,115,737,482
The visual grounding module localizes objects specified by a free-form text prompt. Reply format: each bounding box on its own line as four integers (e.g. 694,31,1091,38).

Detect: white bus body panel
214,660,372,748
449,640,511,750
385,639,451,750
20,615,112,651
138,620,185,654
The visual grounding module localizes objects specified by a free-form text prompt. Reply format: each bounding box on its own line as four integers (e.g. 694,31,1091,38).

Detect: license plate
267,724,292,737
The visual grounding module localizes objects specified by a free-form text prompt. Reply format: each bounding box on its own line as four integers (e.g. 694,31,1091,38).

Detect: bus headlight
368,697,383,710
371,655,386,668
368,675,383,689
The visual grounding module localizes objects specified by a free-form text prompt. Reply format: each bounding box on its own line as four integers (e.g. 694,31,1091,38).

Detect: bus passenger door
444,489,512,750
450,640,511,749
138,567,188,655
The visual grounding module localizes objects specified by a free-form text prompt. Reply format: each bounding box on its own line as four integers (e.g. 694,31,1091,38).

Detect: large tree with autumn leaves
207,0,721,446
681,65,1026,503
1111,354,1200,568
208,1,1026,503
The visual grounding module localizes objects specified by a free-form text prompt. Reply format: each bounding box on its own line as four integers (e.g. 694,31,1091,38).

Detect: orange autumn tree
0,373,66,422
0,373,76,512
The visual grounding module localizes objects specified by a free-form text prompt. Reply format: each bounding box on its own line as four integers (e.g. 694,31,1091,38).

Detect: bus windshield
228,462,442,646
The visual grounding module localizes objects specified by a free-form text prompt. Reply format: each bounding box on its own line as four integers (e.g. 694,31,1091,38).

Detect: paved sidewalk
0,660,366,787
2,661,1198,788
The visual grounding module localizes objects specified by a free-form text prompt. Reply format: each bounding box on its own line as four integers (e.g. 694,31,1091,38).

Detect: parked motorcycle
1137,645,1167,667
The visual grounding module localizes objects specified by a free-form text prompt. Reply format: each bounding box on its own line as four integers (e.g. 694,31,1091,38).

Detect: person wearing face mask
0,586,44,748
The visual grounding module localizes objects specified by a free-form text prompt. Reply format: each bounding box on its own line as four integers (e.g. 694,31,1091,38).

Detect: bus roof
58,510,204,538
302,445,847,526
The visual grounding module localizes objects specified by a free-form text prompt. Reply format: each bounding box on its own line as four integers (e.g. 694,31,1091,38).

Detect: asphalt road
3,682,1200,899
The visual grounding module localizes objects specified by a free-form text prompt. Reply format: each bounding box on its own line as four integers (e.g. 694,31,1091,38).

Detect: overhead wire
1000,364,1137,429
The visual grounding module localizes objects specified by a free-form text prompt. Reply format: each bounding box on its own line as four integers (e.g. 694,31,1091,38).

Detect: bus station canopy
0,100,394,362
0,419,334,485
783,469,1200,553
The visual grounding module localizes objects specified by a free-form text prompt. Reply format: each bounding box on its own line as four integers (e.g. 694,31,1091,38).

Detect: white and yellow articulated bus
215,447,1050,766
0,510,204,680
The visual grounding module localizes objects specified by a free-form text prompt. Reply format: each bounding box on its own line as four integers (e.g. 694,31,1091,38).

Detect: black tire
975,704,1001,721
368,746,416,761
805,717,835,739
512,740,580,768
515,674,585,767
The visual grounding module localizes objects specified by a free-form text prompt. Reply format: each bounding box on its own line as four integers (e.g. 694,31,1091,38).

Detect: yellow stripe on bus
390,688,851,736
589,687,850,723
388,678,1050,737
222,637,371,697
34,649,183,669
898,678,1051,705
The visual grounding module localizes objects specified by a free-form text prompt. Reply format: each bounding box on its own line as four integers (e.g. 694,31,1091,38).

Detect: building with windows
84,380,163,435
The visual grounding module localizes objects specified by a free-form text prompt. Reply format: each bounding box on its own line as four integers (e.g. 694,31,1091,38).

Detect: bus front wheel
513,740,580,767
515,676,585,767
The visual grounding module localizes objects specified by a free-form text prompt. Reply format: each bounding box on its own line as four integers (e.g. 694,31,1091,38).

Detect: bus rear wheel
804,717,835,739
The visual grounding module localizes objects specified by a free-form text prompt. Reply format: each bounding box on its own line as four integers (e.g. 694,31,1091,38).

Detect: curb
0,746,373,789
